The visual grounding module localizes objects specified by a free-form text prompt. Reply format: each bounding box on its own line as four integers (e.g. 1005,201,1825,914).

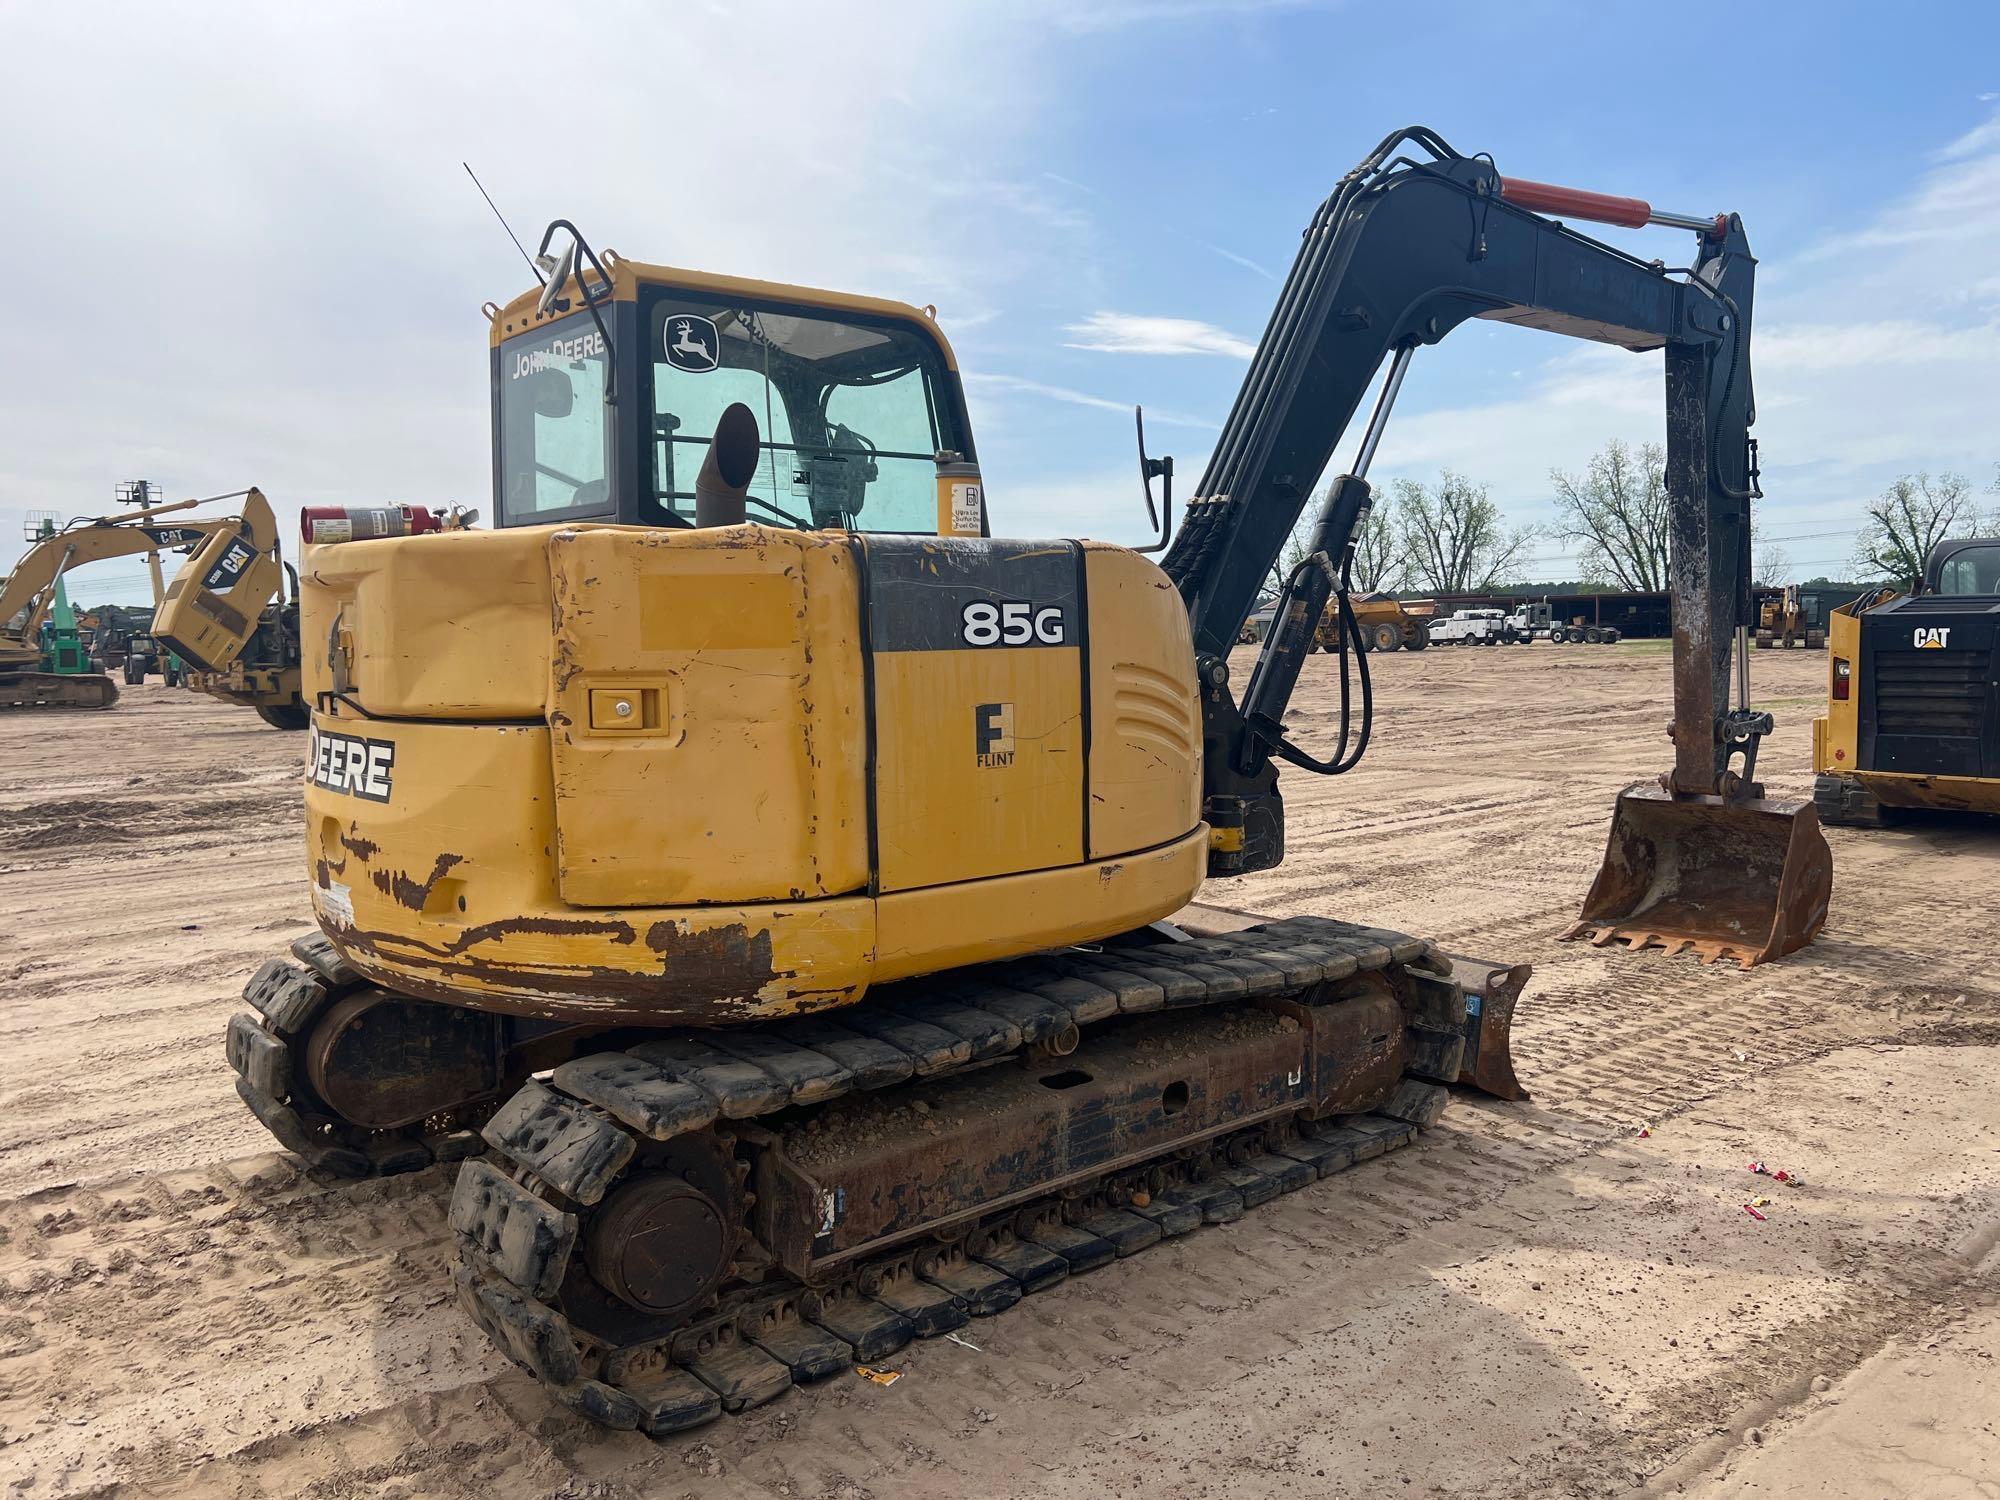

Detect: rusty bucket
1564,782,1833,967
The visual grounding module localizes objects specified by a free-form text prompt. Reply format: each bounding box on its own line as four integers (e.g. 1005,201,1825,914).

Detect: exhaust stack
695,403,761,528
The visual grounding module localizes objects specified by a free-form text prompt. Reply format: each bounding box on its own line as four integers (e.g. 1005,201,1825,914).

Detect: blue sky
2,1,1995,600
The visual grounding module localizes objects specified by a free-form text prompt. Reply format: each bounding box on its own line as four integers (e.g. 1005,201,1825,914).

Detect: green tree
1392,471,1533,592
1549,440,1669,592
1852,472,1979,590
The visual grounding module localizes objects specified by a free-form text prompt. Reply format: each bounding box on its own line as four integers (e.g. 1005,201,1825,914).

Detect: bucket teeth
1568,783,1833,968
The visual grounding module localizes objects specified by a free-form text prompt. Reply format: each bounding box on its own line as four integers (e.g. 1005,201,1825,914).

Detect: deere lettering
511,331,606,379
308,727,395,802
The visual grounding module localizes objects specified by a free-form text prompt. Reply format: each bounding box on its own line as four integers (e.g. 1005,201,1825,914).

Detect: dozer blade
1439,952,1531,1100
1565,782,1832,968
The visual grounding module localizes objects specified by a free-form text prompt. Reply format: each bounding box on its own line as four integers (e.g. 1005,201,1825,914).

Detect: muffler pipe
694,402,762,527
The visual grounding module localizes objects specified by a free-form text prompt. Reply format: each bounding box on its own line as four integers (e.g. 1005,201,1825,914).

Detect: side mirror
1134,405,1174,553
536,239,578,318
524,368,574,420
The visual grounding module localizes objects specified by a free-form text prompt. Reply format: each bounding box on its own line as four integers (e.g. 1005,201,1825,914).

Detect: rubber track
227,933,490,1177
449,915,1470,1434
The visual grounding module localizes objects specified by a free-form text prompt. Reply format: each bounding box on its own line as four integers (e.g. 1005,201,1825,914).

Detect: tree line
1275,446,1999,600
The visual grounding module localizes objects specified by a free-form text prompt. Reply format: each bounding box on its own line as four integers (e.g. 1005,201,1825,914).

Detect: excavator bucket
1565,783,1833,967
1439,952,1532,1100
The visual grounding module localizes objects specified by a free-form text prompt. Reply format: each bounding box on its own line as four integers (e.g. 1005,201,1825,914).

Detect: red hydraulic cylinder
1499,176,1726,237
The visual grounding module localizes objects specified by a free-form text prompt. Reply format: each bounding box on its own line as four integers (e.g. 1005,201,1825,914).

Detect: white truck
1503,600,1622,644
1426,607,1511,645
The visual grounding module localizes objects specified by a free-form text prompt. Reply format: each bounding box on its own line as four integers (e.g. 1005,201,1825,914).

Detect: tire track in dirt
3,650,1996,1498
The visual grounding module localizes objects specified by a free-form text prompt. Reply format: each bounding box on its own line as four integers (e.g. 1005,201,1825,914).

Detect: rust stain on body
338,824,380,861
371,852,466,911
446,914,640,954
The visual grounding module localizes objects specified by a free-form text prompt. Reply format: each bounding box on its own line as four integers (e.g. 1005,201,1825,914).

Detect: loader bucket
1439,952,1532,1100
1565,783,1832,967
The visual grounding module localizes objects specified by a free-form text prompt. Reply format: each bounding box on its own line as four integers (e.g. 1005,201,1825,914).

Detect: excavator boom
3,487,296,716
1150,125,1829,963
2,500,225,709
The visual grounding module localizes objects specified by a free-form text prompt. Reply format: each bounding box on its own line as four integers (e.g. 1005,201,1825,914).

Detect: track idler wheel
227,934,511,1176
586,1174,736,1321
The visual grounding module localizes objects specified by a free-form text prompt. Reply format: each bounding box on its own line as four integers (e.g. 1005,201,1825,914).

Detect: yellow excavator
225,128,1830,1433
1,487,307,723
4,495,242,709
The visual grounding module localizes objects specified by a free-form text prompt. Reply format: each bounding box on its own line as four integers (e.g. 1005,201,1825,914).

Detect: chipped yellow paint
300,524,1211,1025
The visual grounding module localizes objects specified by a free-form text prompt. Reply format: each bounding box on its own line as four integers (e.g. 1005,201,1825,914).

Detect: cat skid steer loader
226,126,1828,1433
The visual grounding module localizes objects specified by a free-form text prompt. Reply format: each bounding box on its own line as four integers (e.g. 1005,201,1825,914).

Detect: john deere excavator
225,126,1831,1433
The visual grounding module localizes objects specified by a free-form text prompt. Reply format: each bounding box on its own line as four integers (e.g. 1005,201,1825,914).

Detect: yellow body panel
304,528,556,717
304,718,876,1021
873,827,1207,981
1811,606,1863,775
1083,542,1203,859
873,648,1083,889
545,526,868,906
299,525,1208,1024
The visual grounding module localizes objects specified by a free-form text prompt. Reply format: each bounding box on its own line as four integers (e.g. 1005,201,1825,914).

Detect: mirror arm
1134,405,1174,554
534,219,620,402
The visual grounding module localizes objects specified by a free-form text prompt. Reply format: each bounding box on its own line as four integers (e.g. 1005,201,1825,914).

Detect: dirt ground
2,642,1996,1500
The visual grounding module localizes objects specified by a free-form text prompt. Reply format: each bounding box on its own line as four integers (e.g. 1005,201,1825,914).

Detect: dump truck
224,127,1829,1434
1811,536,1999,825
1315,592,1433,652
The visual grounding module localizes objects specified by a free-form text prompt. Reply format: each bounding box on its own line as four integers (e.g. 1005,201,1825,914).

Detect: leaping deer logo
667,316,719,372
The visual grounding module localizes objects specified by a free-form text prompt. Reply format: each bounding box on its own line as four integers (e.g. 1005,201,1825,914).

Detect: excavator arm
152,487,286,673
0,498,223,660
1161,126,1827,964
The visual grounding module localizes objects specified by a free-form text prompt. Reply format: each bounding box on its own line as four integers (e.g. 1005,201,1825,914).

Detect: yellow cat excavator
3,494,254,709
1,487,306,722
225,127,1831,1433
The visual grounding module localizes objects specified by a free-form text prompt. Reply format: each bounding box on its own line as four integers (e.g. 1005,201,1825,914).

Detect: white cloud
1195,242,1278,281
0,1,1110,583
964,373,1214,429
1063,311,1257,358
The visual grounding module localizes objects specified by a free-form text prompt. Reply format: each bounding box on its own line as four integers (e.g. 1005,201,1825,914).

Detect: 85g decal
959,599,1068,647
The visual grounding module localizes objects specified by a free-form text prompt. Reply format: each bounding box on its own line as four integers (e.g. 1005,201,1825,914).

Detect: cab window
646,294,962,533
1935,543,2000,596
495,313,612,523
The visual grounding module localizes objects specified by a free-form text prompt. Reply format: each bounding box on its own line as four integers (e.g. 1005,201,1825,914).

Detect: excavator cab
488,231,982,540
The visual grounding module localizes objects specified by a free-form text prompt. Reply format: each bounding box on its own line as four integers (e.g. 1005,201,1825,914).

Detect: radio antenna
463,162,544,285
